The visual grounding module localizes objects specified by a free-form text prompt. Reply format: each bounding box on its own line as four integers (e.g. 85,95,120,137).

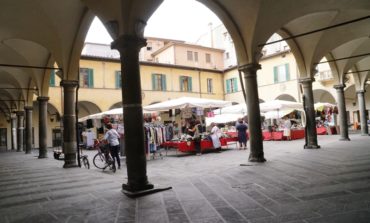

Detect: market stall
144,97,234,154
260,100,305,141
314,102,338,135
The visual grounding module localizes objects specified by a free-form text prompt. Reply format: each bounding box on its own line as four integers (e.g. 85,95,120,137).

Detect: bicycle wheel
93,153,106,169
82,156,90,169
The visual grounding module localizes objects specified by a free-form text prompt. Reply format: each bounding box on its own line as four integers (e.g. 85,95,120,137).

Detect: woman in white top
283,117,292,141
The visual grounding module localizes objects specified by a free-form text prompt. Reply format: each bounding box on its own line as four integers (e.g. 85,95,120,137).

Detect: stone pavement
1,134,370,223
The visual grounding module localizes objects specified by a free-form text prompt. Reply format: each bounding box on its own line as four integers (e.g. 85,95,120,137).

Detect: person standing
283,117,292,141
210,122,221,152
236,119,248,149
104,123,121,169
188,120,202,155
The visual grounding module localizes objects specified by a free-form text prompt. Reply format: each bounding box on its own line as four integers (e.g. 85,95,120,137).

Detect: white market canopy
78,107,153,122
213,103,247,115
314,102,336,111
143,97,232,111
205,114,244,127
259,100,303,112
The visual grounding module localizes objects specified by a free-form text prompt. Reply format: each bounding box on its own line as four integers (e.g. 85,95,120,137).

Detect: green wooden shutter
233,78,238,92
152,74,156,90
49,70,55,87
226,79,231,93
115,71,120,88
285,63,290,81
161,74,166,91
273,66,278,83
88,69,94,88
180,76,184,91
188,77,192,92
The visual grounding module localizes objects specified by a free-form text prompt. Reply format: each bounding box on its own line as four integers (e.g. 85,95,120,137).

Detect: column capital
111,35,147,52
37,96,49,102
356,90,365,94
334,84,346,90
24,106,33,111
16,111,24,116
60,80,78,88
238,63,261,78
298,77,315,85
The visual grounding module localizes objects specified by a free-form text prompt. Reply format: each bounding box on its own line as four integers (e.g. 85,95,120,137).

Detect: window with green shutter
179,75,192,92
49,70,55,87
79,68,94,88
152,73,166,91
232,78,238,92
115,71,121,88
226,79,231,93
273,64,289,83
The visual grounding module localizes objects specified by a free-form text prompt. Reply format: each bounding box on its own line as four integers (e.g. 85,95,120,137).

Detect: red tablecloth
291,129,305,140
316,127,327,135
262,131,284,141
162,138,231,153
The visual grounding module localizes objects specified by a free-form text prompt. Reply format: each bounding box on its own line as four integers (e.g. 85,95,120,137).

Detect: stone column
60,80,78,168
357,90,369,135
24,106,33,154
239,63,266,162
299,77,320,149
38,97,49,158
16,111,24,152
334,84,350,140
11,115,17,150
111,35,153,191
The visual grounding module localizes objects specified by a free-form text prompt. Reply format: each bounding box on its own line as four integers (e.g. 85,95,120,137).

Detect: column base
25,151,32,154
38,154,47,159
304,144,321,149
339,137,350,141
122,183,171,198
63,154,78,168
248,155,266,162
16,150,22,152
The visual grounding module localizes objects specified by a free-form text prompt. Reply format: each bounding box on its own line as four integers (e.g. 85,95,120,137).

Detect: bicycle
79,144,90,169
92,139,116,173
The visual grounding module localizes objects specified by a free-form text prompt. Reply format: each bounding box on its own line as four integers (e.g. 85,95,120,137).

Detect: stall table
161,137,237,154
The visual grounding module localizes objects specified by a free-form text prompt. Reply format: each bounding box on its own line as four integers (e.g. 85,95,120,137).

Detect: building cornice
80,55,224,74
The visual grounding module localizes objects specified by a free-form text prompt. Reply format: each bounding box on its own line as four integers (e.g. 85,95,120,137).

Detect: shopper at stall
283,116,292,140
236,119,248,150
210,122,222,152
189,120,202,155
104,123,121,169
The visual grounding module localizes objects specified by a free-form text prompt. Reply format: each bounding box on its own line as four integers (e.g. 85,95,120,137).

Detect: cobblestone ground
1,134,370,223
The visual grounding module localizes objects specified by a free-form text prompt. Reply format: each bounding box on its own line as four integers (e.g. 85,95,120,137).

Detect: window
115,71,121,88
187,51,193,61
226,78,238,93
194,52,198,62
152,73,166,91
225,52,230,59
273,64,290,83
206,53,211,63
207,78,213,93
146,42,152,51
49,70,55,87
79,68,94,88
180,76,192,92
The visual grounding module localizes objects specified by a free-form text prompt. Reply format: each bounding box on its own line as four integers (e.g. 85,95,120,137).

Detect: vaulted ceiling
0,0,368,118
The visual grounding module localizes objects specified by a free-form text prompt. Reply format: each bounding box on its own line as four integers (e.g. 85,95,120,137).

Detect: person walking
283,117,292,141
236,119,248,149
104,123,121,169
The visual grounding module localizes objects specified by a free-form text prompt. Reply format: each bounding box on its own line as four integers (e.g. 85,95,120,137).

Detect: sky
85,0,222,44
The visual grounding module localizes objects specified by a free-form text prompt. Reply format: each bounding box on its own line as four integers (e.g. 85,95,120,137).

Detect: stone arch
313,89,335,104
77,101,102,118
109,102,122,110
275,94,297,102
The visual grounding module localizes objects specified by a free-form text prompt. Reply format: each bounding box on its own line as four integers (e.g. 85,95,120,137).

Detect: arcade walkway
1,134,370,223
